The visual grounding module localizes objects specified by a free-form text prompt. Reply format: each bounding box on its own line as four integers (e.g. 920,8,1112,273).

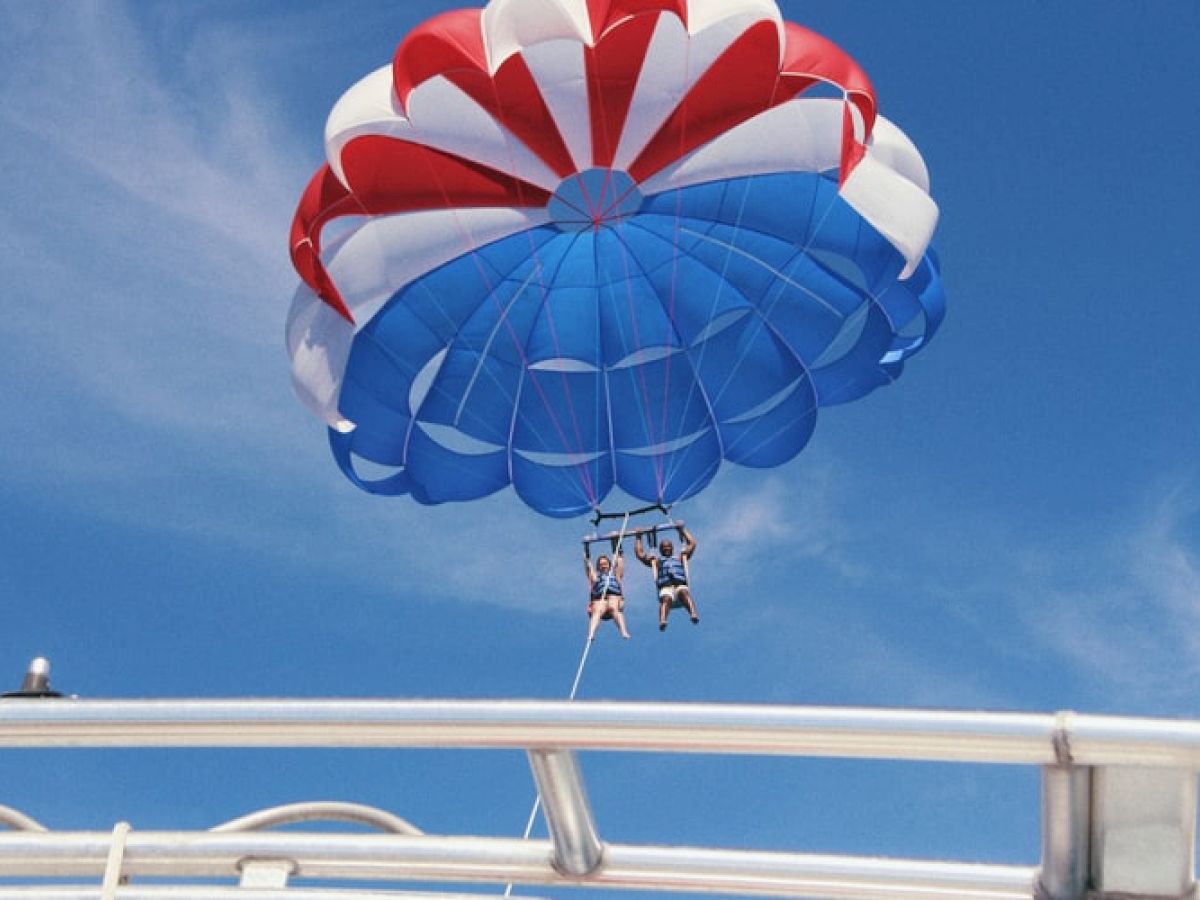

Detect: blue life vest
591,572,622,599
656,556,687,587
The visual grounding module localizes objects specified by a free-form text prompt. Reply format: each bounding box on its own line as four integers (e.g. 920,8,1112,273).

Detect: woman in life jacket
585,551,631,641
634,523,699,631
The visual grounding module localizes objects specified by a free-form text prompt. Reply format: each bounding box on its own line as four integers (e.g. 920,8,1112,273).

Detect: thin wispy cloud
0,2,303,290
1011,479,1200,708
1131,483,1200,634
689,463,859,569
0,2,324,478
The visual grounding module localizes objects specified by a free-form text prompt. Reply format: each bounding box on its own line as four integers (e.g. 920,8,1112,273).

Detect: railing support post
1037,764,1091,900
527,749,603,877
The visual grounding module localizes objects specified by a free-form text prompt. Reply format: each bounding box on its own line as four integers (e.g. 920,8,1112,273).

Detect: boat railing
1,696,1197,899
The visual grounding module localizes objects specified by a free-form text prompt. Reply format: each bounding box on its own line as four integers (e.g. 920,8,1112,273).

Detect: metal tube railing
0,891,542,900
5,700,1200,898
4,700,1200,768
0,832,1038,898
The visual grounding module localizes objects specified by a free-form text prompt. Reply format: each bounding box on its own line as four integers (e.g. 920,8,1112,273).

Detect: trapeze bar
6,700,1200,768
581,522,681,546
589,503,670,526
0,832,1038,898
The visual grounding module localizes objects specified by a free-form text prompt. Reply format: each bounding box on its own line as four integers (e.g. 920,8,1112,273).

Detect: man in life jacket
585,551,631,641
634,523,698,631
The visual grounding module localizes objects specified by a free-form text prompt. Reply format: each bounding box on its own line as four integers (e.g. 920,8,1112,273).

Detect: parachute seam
621,215,764,406
396,73,599,511
607,221,725,501
657,21,697,502
482,60,603,507
528,243,601,506
663,188,899,408
613,205,830,478
621,206,844,467
699,183,852,408
622,217,769,407
640,188,847,316
504,225,599,505
666,176,755,484
507,231,602,512
606,220,671,500
400,235,546,447
400,115,543,470
454,262,546,428
505,368,524,495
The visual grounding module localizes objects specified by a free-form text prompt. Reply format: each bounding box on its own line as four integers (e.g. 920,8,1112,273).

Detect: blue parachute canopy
287,0,944,518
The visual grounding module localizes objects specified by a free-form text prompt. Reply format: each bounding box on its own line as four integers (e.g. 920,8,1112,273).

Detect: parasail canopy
287,0,945,518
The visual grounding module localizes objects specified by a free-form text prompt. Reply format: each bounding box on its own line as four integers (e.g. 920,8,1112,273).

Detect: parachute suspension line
693,202,848,464
663,175,847,491
705,184,844,427
408,92,600,512
651,35,697,503
653,55,874,495
583,36,671,501
488,229,601,506
479,75,613,509
609,199,669,500
490,129,601,506
655,139,760,500
503,511,633,897
528,238,603,505
403,135,540,447
655,194,851,494
479,87,597,503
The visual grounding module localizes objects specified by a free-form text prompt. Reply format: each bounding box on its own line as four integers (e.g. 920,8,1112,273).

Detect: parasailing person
636,523,698,631
585,551,631,642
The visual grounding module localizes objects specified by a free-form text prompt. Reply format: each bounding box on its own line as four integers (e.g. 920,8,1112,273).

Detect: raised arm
677,523,697,560
584,552,596,584
634,536,654,567
614,549,625,580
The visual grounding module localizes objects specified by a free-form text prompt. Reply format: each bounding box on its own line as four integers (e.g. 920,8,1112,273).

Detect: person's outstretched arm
678,522,697,559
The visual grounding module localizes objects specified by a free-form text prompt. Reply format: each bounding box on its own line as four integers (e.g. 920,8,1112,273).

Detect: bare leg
658,596,670,631
679,588,699,623
587,604,606,641
612,604,631,639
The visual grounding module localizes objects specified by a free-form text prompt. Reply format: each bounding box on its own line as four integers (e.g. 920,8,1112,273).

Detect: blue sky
1,0,1199,893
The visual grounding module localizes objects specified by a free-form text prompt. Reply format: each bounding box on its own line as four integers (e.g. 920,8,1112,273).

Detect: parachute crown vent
548,169,643,232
